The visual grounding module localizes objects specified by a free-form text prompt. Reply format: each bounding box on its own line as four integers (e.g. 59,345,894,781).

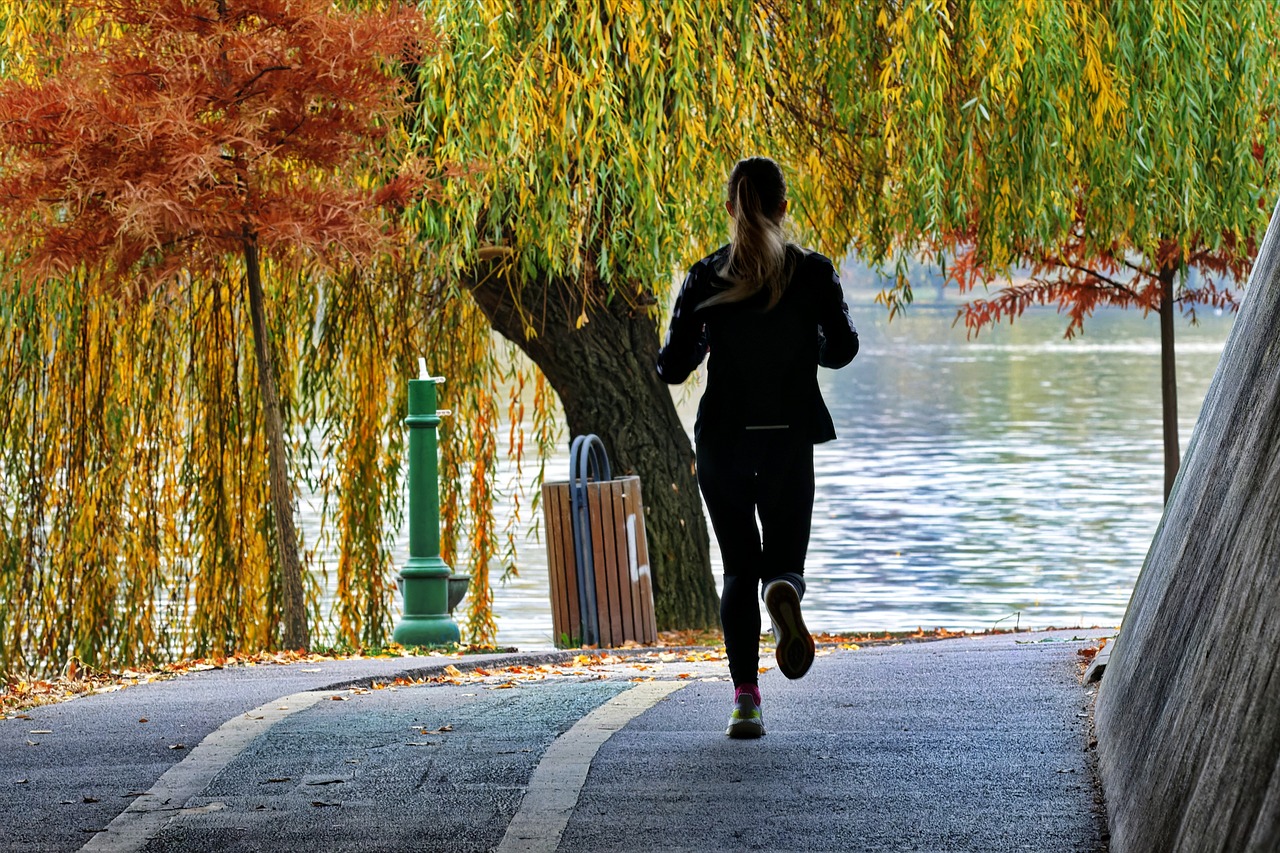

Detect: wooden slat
627,477,652,642
587,481,609,647
541,484,560,642
597,483,624,647
559,484,582,647
588,482,609,648
548,482,582,647
611,479,637,641
629,478,657,643
542,483,571,647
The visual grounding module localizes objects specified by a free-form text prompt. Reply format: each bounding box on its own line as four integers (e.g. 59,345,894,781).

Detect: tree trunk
1158,265,1180,503
243,235,310,650
465,262,720,631
1095,197,1280,852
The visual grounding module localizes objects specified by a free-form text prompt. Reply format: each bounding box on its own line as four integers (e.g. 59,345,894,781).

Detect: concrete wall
1096,197,1280,852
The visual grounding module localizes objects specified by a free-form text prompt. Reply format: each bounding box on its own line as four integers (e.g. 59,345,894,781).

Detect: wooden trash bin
542,474,657,648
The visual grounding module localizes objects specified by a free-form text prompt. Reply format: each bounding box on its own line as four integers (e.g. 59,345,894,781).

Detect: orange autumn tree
0,0,427,650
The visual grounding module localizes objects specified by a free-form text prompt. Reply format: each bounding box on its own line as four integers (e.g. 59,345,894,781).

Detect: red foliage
0,0,430,293
946,203,1249,339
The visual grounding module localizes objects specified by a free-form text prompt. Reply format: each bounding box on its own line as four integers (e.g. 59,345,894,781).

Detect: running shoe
764,579,815,679
726,688,765,738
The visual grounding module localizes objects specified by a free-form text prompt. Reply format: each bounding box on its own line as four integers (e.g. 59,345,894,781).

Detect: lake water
466,302,1234,647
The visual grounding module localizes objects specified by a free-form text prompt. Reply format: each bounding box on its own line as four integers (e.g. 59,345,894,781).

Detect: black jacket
656,244,859,443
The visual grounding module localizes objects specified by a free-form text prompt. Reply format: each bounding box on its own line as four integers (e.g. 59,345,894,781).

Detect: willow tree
776,1,1280,502
0,0,427,655
411,0,790,630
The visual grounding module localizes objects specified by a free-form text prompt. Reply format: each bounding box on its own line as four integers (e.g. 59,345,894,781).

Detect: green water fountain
392,360,463,647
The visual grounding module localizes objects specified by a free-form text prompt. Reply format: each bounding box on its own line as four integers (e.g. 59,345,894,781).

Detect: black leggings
696,428,814,686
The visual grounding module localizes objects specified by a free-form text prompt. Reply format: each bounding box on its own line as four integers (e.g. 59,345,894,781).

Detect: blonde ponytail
702,157,793,311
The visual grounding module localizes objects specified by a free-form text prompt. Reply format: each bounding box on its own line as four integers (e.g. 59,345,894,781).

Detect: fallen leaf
330,695,348,702
138,718,149,724
419,724,453,735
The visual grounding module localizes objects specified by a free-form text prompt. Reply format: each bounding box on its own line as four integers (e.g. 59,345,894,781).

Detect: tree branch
234,65,292,102
1040,256,1141,299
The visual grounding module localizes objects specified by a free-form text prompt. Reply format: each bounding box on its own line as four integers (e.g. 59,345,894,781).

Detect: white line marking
495,680,689,853
626,513,639,583
79,690,331,853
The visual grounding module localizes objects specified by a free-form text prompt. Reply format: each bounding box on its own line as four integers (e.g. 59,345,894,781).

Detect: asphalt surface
1,631,1111,852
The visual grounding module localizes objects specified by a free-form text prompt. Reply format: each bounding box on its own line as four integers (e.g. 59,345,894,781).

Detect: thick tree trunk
465,262,720,631
243,235,310,650
1095,198,1280,851
1158,265,1180,503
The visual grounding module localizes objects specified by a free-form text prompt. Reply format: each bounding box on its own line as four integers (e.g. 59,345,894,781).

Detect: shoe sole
726,719,765,738
766,582,815,680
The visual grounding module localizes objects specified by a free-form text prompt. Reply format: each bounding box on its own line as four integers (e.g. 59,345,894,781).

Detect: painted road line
495,680,690,853
79,690,332,853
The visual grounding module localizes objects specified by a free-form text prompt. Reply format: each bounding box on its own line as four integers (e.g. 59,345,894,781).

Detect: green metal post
392,373,461,646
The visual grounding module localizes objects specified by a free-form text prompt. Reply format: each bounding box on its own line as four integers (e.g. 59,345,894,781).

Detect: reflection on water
389,305,1234,647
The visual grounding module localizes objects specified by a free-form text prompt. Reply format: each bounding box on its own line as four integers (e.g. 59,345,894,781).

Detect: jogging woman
656,156,859,738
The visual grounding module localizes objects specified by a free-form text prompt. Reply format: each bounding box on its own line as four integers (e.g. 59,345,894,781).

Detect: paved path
1,631,1111,852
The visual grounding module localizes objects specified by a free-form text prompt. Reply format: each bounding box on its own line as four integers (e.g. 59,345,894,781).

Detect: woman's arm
815,257,859,369
656,268,709,384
